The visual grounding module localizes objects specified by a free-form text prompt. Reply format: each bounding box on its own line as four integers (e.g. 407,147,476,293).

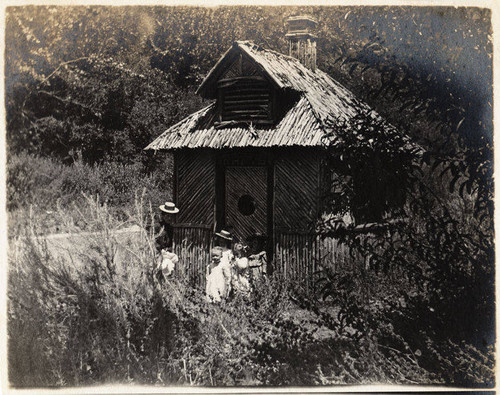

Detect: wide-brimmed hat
215,230,233,241
159,201,179,214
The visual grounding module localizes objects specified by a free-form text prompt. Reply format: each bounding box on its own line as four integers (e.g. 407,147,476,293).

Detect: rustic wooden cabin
145,16,380,286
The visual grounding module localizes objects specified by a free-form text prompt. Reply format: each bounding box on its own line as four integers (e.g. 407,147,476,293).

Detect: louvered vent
217,76,272,124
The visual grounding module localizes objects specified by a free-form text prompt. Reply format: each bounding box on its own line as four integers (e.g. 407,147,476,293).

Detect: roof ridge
300,93,328,136
236,40,306,66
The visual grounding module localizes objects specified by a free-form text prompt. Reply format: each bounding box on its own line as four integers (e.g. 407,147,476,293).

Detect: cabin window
217,76,273,125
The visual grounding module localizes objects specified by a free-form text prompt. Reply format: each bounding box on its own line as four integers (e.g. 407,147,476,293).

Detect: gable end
215,54,275,125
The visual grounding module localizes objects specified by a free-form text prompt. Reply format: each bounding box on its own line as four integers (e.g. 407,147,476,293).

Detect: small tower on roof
286,15,318,71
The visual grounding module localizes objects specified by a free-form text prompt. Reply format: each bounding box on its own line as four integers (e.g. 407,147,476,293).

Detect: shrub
7,152,172,236
8,152,171,211
315,263,495,386
7,152,69,211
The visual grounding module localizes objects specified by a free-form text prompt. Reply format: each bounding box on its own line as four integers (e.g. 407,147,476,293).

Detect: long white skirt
206,264,229,303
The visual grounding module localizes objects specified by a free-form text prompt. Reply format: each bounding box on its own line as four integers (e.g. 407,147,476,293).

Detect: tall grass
7,194,433,387
8,195,155,385
7,194,494,387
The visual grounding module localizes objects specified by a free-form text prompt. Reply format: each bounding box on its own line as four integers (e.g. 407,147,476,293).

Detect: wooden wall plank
173,225,212,288
274,149,321,232
176,150,215,226
273,231,367,291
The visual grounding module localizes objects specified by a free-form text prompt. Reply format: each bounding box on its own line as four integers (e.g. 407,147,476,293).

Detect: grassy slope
7,195,494,387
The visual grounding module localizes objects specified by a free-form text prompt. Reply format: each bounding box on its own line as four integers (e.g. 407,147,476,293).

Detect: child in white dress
206,247,232,303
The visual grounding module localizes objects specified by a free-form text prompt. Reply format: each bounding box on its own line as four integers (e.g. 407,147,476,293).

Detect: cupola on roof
286,15,318,70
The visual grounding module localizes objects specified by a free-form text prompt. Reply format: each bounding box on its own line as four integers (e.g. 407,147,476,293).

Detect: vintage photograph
4,4,495,389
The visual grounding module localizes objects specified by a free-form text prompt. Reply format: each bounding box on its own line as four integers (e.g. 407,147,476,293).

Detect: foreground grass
7,197,494,387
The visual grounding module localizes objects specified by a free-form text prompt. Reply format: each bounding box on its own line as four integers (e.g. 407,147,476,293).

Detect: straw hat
159,201,179,214
215,230,233,241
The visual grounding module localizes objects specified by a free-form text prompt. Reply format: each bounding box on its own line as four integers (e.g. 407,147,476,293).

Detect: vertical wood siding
172,224,212,288
176,150,215,226
172,225,367,292
274,151,320,232
171,148,370,292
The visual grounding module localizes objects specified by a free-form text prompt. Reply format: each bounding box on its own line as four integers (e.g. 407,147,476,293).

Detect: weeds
7,152,171,222
7,194,494,387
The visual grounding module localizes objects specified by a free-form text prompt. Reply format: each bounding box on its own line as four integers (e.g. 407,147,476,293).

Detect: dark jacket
155,222,173,251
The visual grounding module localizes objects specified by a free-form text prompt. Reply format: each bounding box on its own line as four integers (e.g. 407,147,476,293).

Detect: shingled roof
145,41,374,151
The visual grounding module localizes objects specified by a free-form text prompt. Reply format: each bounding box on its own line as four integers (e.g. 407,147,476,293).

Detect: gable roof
145,41,377,151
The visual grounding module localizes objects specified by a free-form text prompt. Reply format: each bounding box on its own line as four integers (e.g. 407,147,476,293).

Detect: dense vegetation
6,5,494,388
6,6,491,165
8,197,494,386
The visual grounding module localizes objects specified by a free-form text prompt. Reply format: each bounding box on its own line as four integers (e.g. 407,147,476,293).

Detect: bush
7,152,70,211
317,103,494,387
7,152,172,235
315,264,495,386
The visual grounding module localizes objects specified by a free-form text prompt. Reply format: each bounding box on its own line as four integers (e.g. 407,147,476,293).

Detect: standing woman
155,202,179,282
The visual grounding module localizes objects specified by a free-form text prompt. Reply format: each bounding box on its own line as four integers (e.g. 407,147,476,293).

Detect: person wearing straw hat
214,229,234,265
215,229,233,248
155,201,179,283
156,202,179,252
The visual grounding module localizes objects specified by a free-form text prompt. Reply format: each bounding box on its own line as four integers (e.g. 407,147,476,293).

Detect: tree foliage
317,66,493,381
6,6,492,165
